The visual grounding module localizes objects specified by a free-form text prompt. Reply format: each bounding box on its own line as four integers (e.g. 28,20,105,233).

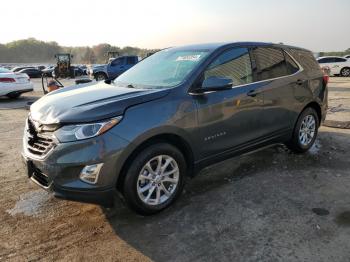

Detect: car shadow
102,129,350,261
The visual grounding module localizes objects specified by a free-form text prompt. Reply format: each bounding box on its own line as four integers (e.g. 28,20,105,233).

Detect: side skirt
192,128,292,175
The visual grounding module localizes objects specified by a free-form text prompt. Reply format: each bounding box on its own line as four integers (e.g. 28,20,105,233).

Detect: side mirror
200,76,233,92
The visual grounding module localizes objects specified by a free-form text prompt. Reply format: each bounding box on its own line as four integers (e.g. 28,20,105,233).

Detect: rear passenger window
127,57,136,64
204,47,253,87
284,52,299,74
334,58,346,63
288,48,321,76
111,58,123,66
253,47,288,81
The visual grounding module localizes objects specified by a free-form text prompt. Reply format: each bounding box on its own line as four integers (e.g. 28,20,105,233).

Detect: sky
1,0,349,52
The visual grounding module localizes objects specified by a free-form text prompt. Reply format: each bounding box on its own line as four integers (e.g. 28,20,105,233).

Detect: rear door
252,47,302,135
193,47,265,159
333,57,348,75
125,56,138,71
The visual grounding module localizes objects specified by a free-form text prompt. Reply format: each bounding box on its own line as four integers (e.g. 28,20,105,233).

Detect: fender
111,125,196,186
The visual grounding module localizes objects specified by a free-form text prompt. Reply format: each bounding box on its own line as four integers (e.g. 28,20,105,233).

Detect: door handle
296,79,304,85
247,90,260,97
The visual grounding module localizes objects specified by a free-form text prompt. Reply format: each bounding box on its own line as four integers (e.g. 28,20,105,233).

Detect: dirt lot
0,78,350,262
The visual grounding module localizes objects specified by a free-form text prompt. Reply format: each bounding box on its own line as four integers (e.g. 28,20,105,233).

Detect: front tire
340,67,350,77
286,107,319,153
95,72,107,81
123,143,186,215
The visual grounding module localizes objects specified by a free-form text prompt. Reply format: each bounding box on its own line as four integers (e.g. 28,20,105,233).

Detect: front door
108,57,125,79
193,47,265,159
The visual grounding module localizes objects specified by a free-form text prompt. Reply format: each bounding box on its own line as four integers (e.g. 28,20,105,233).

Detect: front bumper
22,130,131,206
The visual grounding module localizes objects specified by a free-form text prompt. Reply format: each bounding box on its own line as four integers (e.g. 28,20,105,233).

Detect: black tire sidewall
123,143,186,215
341,68,350,77
95,73,106,81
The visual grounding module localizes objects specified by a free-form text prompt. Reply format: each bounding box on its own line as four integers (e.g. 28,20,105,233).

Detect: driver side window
204,47,253,87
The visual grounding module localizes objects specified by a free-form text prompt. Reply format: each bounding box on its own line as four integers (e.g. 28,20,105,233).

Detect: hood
30,82,170,124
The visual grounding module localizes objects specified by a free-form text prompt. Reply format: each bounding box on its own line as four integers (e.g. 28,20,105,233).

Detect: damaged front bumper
22,128,131,207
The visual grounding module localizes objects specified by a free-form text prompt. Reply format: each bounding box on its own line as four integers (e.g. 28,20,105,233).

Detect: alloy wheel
96,74,106,81
298,114,316,146
137,155,179,206
341,68,350,77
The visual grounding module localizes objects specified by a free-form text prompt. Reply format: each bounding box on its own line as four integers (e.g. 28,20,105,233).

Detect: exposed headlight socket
80,163,104,184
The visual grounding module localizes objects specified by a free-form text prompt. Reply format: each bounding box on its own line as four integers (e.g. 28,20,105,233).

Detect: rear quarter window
288,48,321,76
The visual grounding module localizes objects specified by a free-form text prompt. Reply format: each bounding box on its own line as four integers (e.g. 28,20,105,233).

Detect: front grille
25,118,55,157
29,162,50,188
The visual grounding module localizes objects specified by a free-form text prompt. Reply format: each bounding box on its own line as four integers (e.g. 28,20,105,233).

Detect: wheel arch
301,101,322,127
94,71,107,78
116,133,195,192
340,66,350,76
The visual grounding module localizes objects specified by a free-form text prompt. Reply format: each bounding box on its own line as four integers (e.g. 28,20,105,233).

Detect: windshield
113,49,210,88
0,67,11,73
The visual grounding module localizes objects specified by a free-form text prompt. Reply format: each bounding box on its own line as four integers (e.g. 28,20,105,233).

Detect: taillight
321,66,330,85
323,75,329,85
0,77,16,83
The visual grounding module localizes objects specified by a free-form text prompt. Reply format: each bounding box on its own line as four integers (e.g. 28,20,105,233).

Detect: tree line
319,48,350,57
1,38,349,64
0,38,154,64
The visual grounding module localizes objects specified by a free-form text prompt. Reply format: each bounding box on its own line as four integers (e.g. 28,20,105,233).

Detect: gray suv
22,42,328,215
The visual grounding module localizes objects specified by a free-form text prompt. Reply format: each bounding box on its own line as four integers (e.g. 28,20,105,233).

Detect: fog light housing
80,163,104,184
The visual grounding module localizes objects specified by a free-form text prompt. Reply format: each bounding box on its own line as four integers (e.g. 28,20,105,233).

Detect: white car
344,55,350,60
0,67,34,98
317,56,350,77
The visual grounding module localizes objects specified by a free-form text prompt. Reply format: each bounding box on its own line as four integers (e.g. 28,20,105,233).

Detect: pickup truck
89,56,139,81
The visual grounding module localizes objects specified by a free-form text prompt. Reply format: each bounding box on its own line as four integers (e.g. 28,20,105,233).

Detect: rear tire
286,107,319,153
123,143,186,215
340,67,350,77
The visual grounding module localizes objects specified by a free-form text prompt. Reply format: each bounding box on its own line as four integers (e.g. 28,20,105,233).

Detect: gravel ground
0,78,349,262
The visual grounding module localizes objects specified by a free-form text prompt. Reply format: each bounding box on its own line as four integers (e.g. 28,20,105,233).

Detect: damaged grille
25,117,56,157
28,161,50,188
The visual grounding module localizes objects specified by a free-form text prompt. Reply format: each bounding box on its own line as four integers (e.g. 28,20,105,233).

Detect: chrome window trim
189,48,304,96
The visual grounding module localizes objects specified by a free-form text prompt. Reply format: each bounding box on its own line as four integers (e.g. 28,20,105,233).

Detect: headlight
54,116,122,142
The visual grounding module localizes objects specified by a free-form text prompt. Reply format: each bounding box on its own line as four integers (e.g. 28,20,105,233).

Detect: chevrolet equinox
22,42,328,214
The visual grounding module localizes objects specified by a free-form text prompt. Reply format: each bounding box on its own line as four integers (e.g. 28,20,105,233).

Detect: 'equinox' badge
204,131,227,141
